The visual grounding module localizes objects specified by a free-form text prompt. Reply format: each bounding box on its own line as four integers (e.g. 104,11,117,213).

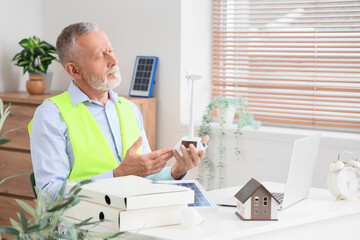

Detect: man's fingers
149,147,171,160
150,154,169,167
172,149,182,162
199,150,205,160
161,151,173,161
128,136,143,154
180,145,191,161
189,144,200,162
202,135,209,144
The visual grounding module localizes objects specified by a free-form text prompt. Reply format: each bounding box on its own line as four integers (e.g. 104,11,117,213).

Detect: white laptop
216,134,321,210
272,133,320,210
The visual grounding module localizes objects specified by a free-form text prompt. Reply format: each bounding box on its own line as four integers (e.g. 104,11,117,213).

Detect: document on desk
66,175,194,210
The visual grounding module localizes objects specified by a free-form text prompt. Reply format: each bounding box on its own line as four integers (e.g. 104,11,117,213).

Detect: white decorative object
174,70,207,154
327,151,360,200
186,72,201,138
180,208,204,227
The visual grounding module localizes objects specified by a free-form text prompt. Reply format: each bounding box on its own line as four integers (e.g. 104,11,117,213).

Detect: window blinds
212,0,360,129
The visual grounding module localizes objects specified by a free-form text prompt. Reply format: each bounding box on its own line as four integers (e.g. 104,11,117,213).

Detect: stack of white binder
65,175,194,231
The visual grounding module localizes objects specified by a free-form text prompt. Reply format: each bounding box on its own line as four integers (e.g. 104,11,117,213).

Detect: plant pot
26,74,46,95
217,105,237,126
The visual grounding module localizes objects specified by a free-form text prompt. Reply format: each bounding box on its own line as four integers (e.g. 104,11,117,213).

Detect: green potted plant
12,36,59,95
0,177,123,239
198,96,260,190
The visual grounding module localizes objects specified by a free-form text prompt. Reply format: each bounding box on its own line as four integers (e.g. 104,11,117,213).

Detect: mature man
30,22,208,201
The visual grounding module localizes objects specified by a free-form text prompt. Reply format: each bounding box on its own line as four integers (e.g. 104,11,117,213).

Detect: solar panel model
153,180,217,212
129,56,158,98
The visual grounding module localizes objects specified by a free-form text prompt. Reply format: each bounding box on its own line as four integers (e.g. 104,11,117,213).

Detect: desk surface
130,182,360,240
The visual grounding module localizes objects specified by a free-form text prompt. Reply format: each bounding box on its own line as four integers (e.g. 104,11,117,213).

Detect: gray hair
56,22,99,66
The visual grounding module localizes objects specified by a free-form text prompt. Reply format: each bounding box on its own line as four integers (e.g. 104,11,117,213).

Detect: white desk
129,182,360,240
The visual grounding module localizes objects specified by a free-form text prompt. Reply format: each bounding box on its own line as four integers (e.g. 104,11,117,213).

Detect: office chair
30,172,37,199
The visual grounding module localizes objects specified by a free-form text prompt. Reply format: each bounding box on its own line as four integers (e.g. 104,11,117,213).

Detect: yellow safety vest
28,91,142,181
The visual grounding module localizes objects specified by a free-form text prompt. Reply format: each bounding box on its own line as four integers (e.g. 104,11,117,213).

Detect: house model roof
234,178,280,204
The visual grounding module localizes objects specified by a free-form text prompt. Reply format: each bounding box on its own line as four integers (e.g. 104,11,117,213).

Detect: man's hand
171,135,209,179
113,136,173,178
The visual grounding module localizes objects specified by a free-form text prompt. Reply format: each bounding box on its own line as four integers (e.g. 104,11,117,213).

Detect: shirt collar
67,81,120,107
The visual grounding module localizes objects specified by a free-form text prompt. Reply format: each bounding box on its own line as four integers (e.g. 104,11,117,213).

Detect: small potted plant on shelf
198,95,260,190
12,36,58,95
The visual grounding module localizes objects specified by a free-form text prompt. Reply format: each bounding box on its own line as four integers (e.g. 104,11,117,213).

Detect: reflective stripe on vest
28,91,142,181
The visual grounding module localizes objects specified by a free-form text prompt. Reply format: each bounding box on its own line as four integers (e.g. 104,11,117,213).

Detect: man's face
76,30,121,90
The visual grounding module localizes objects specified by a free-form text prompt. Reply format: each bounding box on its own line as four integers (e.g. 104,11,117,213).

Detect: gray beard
82,67,121,91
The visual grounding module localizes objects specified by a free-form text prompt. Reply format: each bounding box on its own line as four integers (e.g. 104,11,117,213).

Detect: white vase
218,105,237,126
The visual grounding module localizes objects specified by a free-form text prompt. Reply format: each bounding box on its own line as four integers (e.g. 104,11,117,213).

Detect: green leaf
40,56,54,62
58,179,67,197
19,38,29,48
38,64,45,72
24,223,41,234
73,217,93,227
33,36,40,45
47,197,76,212
12,53,22,61
35,187,45,216
39,218,48,230
29,65,35,72
23,65,29,74
72,188,82,196
89,231,124,239
17,60,30,66
19,212,28,231
16,200,36,218
9,218,22,232
0,139,11,145
37,47,46,55
0,226,19,235
0,127,18,140
38,42,49,49
29,37,35,48
42,41,54,48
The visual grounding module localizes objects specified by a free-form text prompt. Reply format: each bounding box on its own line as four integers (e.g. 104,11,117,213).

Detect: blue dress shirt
30,81,175,201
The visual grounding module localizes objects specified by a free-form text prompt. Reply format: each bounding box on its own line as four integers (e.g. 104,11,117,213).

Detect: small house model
234,178,279,221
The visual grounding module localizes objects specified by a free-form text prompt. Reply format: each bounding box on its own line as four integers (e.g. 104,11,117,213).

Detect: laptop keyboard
272,192,284,204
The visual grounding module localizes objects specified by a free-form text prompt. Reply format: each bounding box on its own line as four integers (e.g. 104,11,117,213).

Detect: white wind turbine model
185,71,201,138
174,69,207,153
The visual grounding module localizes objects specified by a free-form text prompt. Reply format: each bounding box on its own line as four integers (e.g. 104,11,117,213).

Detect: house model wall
235,178,279,221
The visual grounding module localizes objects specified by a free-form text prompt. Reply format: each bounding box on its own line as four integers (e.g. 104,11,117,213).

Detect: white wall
0,0,43,92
